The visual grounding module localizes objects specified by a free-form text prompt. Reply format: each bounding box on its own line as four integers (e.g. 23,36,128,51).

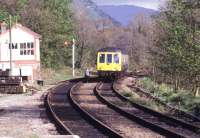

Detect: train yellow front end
96,47,129,77
97,52,122,72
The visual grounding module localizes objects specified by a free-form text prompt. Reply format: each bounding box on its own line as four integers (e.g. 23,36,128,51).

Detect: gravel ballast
0,87,58,138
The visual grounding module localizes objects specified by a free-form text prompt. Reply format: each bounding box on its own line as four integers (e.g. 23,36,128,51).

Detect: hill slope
72,0,121,25
98,5,158,26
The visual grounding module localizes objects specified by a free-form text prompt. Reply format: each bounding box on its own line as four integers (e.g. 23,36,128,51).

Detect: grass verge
41,66,83,85
122,88,166,113
138,77,200,116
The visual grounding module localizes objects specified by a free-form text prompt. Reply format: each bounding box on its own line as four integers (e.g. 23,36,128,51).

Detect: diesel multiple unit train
96,47,129,77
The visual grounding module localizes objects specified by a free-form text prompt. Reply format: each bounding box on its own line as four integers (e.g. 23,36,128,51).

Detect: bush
158,84,173,96
187,97,200,115
139,77,155,93
139,77,199,113
123,92,132,97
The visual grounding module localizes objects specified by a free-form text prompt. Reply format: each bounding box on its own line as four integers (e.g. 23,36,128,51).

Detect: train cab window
114,54,119,63
107,54,112,63
99,54,105,63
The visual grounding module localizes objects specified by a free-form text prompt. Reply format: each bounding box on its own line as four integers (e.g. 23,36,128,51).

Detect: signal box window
114,54,119,63
99,54,105,63
107,54,112,63
20,42,34,55
9,43,18,49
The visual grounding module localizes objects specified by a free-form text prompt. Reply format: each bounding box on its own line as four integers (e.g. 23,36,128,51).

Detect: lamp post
9,15,12,76
64,39,76,77
72,38,75,77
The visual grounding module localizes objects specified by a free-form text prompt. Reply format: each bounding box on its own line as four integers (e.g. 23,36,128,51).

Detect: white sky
91,0,168,10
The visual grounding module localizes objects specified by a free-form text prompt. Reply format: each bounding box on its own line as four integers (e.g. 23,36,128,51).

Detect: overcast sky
91,0,167,10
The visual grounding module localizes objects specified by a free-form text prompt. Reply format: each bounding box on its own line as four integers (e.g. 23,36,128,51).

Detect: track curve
70,81,163,138
128,84,200,126
95,82,200,138
45,78,107,138
69,81,123,137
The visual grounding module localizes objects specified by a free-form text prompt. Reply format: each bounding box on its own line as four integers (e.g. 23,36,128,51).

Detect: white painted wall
0,24,41,81
0,26,38,61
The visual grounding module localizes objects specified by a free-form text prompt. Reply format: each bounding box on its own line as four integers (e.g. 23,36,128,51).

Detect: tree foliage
152,0,200,95
0,0,74,69
73,7,154,70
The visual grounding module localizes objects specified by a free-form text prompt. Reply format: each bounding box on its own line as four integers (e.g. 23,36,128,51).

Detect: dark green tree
0,0,74,69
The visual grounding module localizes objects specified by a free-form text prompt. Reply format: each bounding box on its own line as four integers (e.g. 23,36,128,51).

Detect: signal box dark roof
97,47,127,54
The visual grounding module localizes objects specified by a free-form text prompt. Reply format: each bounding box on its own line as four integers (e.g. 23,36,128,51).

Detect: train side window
114,54,119,63
107,54,112,63
99,54,105,63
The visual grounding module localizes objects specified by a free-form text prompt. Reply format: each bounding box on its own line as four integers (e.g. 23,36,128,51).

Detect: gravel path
0,86,58,138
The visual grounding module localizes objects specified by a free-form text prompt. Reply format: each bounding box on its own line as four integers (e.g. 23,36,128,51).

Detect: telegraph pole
72,38,75,77
9,15,12,76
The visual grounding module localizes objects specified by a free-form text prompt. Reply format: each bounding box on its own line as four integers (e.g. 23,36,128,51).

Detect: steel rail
95,82,200,138
113,83,200,133
44,78,90,135
129,84,200,124
68,82,123,138
45,82,74,135
45,78,104,138
95,82,183,138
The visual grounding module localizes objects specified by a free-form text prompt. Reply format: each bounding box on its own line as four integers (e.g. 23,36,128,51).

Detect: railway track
70,80,163,138
95,82,200,138
45,78,107,138
46,77,200,138
126,84,200,126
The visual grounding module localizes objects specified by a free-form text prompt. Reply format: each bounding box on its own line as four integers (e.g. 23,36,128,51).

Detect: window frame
107,54,112,64
20,42,34,56
114,54,120,64
99,53,105,63
9,43,18,49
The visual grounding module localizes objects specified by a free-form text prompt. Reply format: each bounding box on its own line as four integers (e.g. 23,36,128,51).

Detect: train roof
97,47,127,54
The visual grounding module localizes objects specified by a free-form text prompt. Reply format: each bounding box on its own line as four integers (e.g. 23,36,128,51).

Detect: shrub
139,77,199,113
139,77,155,93
187,98,200,115
123,92,132,97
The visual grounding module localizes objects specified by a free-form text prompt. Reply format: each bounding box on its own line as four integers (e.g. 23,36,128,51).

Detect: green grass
121,87,166,112
41,66,83,85
29,134,39,138
121,77,200,114
138,77,200,115
122,87,133,97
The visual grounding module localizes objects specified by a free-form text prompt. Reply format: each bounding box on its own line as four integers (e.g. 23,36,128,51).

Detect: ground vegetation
152,0,200,96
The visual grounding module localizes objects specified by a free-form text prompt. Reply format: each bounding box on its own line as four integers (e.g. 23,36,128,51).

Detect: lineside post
9,15,12,76
72,38,75,77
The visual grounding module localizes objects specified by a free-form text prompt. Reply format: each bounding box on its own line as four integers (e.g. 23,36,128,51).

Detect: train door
97,53,106,71
101,53,113,71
